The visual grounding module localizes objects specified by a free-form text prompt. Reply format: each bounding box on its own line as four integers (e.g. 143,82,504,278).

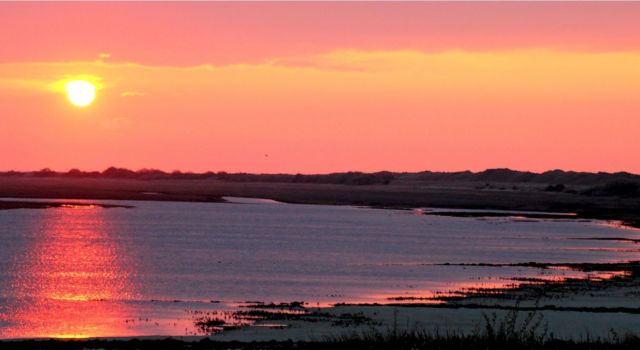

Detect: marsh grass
322,306,637,350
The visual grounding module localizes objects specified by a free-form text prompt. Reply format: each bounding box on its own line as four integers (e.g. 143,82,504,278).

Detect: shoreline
204,260,640,342
0,176,638,229
2,260,638,346
1,195,638,230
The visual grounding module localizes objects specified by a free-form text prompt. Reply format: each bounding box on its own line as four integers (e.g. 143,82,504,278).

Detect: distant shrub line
0,167,396,186
1,168,640,194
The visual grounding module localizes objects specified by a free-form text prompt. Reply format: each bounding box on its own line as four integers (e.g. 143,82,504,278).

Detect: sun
65,80,96,107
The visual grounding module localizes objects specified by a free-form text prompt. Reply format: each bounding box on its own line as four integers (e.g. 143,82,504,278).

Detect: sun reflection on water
1,207,137,339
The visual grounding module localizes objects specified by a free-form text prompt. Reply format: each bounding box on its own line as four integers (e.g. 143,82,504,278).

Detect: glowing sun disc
65,80,96,107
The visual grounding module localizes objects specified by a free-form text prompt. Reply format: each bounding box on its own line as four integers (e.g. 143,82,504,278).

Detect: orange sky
1,2,639,174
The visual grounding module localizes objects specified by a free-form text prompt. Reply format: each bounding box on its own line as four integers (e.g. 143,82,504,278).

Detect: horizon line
2,167,638,177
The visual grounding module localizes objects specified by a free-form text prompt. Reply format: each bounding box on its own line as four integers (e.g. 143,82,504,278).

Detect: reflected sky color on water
1,207,138,338
1,199,638,338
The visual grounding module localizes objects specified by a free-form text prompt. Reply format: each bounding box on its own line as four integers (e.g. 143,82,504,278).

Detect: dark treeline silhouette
2,167,396,186
412,168,640,186
1,167,640,194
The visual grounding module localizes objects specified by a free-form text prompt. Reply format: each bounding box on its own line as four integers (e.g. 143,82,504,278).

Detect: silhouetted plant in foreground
478,303,548,344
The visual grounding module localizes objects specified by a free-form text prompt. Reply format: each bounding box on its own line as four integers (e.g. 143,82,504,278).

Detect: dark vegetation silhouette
1,324,638,350
582,181,640,197
1,168,639,195
4,167,395,185
544,184,566,192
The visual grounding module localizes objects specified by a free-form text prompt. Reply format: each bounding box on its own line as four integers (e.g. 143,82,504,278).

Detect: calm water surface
0,198,638,338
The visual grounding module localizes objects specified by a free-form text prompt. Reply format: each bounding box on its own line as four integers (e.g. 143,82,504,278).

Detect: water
0,198,638,339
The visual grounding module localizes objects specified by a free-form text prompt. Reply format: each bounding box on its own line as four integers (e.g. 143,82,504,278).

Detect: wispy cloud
120,91,148,97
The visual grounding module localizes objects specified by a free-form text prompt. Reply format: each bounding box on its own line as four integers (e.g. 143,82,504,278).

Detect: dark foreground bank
2,330,639,350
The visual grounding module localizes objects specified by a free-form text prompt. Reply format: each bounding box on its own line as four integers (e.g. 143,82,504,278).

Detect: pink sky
1,2,639,173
